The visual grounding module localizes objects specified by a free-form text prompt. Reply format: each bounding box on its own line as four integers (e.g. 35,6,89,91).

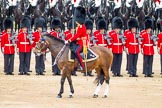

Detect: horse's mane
45,34,65,44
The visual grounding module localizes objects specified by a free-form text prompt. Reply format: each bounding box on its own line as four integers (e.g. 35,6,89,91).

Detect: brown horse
34,34,113,98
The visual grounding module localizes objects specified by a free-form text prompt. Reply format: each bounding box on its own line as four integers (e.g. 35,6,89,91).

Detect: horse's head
34,38,49,56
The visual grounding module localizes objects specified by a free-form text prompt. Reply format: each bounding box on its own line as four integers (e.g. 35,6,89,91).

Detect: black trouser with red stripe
75,45,85,68
4,54,14,74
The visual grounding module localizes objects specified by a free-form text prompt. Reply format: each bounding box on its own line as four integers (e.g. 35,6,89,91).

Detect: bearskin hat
51,17,61,29
97,19,107,30
85,19,93,30
34,17,47,30
144,18,153,29
67,19,77,30
74,6,86,24
20,16,31,28
127,18,138,29
112,17,123,29
3,17,13,30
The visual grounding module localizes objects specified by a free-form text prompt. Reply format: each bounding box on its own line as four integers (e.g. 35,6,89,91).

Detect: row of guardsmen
1,8,162,77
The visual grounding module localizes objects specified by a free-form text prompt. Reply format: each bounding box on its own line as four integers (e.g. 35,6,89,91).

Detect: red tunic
50,30,60,39
95,32,107,47
141,31,154,55
1,32,15,54
69,24,87,46
64,30,73,41
109,30,124,54
125,31,140,54
17,32,32,52
32,31,41,47
158,32,162,54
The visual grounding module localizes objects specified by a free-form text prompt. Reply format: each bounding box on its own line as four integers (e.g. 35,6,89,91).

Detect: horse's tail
93,69,105,85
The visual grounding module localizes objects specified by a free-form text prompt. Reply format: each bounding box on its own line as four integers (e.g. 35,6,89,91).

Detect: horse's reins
52,44,67,66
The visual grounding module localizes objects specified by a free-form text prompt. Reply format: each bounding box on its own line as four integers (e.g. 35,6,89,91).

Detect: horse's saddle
68,42,98,62
68,48,98,62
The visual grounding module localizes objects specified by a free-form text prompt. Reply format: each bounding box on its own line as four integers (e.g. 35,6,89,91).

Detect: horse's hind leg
57,74,66,98
103,67,110,98
93,67,103,98
67,73,74,98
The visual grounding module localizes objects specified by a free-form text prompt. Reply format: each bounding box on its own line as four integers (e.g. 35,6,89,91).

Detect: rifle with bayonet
90,33,98,45
119,30,126,45
58,30,66,40
104,31,112,45
10,31,17,46
136,30,143,45
27,28,34,45
150,31,158,46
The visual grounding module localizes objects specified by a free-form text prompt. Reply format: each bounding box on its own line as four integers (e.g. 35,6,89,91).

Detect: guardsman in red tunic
109,17,124,77
49,17,61,75
125,18,139,77
157,27,162,75
141,18,154,77
1,18,15,75
17,16,33,75
94,18,108,47
84,18,94,76
33,17,46,75
68,6,87,70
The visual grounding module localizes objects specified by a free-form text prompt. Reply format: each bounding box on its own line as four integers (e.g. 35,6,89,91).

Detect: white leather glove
65,40,69,44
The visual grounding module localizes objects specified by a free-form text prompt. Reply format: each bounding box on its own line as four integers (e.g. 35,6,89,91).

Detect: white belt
20,42,29,44
129,43,138,45
5,44,13,46
144,44,153,46
113,43,122,45
98,44,107,47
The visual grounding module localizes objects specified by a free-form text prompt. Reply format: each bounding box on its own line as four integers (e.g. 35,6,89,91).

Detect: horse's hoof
57,94,62,98
93,94,98,98
103,95,107,98
69,95,73,98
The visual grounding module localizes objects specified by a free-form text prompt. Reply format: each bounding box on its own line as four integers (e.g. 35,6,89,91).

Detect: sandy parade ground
0,48,162,108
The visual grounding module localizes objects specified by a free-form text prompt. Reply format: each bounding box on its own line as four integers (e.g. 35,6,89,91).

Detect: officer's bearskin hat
67,18,77,30
144,18,153,29
112,17,123,29
51,17,61,29
127,18,138,29
20,16,31,28
85,19,93,30
34,17,47,30
74,6,86,24
97,19,107,30
3,17,13,30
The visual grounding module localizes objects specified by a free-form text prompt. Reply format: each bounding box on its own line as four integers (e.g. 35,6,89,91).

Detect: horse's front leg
57,74,66,98
67,73,74,98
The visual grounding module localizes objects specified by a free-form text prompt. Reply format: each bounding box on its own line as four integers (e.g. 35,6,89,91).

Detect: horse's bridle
35,40,49,56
